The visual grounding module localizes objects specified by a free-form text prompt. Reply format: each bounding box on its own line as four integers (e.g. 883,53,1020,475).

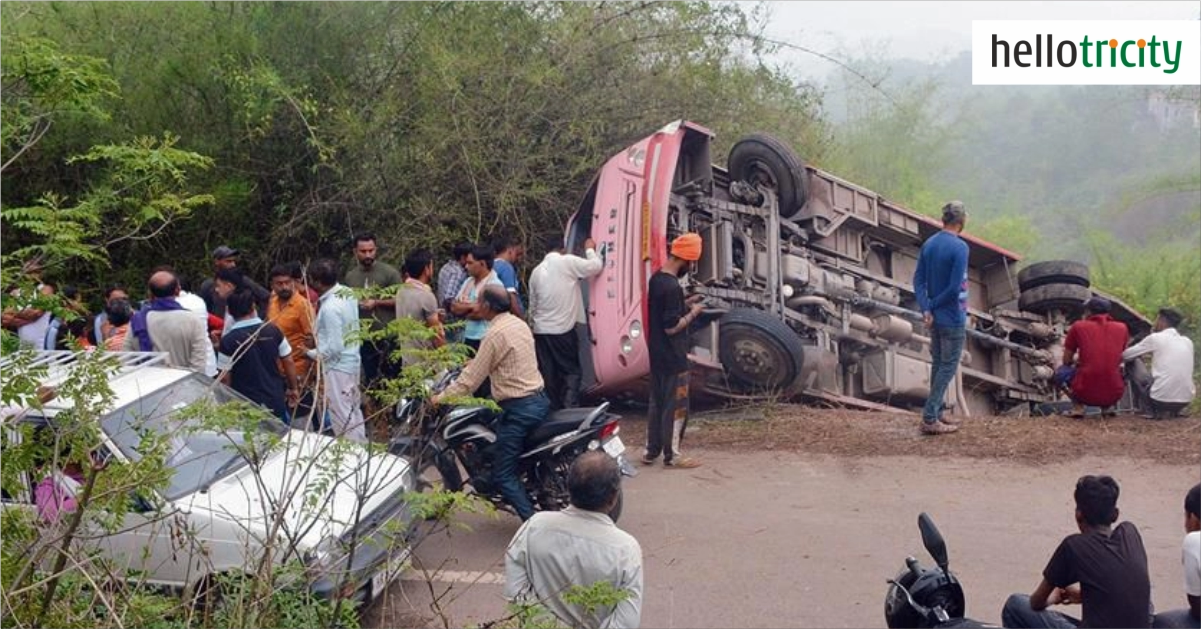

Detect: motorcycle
388,370,637,521
885,513,994,629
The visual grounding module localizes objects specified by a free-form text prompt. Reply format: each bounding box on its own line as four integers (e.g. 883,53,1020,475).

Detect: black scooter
885,513,994,629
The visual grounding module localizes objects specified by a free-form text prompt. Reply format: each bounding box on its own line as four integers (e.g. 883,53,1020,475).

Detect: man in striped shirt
433,285,547,520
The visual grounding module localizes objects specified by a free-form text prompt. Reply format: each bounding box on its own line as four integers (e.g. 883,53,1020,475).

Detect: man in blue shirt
492,235,526,317
913,201,970,436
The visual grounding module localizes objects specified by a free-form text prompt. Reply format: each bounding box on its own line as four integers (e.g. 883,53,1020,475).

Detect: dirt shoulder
616,403,1200,465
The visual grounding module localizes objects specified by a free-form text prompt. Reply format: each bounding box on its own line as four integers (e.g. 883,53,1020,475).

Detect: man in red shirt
1057,297,1129,417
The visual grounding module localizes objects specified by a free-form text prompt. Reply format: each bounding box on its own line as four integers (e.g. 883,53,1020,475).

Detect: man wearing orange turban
642,233,706,469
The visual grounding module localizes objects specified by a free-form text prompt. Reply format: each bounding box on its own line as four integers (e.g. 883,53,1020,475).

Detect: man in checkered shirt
433,285,548,520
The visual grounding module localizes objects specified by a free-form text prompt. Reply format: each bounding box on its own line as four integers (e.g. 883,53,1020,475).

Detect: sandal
1062,404,1085,419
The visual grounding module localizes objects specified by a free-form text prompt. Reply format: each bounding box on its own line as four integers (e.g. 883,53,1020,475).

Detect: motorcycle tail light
598,422,619,440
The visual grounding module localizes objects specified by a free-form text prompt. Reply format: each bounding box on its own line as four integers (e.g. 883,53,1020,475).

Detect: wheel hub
748,159,780,191
730,336,781,383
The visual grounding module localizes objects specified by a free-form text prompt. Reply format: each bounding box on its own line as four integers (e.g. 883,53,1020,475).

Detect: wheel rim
746,159,780,195
725,325,793,388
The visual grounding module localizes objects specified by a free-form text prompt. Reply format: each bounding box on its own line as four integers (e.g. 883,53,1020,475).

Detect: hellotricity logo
972,20,1201,86
993,35,1182,73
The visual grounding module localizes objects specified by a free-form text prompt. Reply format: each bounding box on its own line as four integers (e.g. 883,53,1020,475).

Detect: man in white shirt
305,259,365,443
528,236,603,409
1122,307,1195,419
2,259,55,350
177,287,218,377
505,451,642,629
1152,483,1200,629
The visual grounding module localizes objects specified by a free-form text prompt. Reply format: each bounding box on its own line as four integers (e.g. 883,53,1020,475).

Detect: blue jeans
1053,365,1076,390
924,325,966,423
1001,594,1080,629
494,391,549,520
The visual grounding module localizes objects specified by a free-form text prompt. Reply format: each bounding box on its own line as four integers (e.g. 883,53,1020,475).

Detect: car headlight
620,336,633,355
401,462,417,492
303,535,339,576
628,320,642,339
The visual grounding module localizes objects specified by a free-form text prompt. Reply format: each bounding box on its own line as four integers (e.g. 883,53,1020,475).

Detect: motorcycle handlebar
432,368,460,394
887,578,930,618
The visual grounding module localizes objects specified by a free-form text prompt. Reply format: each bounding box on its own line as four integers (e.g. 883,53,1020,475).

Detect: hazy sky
757,1,1201,80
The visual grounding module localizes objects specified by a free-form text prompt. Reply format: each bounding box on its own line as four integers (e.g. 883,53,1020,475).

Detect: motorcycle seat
548,406,606,425
525,417,583,446
524,404,610,446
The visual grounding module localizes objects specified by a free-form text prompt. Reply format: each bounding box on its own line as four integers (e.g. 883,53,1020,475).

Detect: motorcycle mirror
918,512,949,571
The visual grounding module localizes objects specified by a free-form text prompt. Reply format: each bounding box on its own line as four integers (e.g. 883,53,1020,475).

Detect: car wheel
718,308,805,395
190,571,248,615
728,133,809,218
1018,283,1092,315
1016,260,1090,291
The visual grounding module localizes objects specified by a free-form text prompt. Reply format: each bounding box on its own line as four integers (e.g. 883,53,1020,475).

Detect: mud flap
616,454,638,478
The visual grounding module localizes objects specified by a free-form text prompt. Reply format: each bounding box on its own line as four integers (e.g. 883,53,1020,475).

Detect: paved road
367,448,1195,628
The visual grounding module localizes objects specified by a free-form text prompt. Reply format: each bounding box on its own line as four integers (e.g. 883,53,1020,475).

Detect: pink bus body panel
582,123,695,395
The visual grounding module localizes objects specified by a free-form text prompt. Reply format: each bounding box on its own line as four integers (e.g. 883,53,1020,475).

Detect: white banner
972,20,1201,85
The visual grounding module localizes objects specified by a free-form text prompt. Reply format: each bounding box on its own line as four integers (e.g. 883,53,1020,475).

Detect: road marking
400,569,505,586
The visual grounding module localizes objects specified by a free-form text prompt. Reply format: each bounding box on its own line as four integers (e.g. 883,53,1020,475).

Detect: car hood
181,431,412,551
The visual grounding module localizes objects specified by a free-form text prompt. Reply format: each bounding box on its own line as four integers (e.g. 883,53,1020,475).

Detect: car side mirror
129,491,159,514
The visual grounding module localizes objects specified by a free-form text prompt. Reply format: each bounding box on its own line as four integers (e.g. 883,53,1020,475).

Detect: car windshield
100,375,287,500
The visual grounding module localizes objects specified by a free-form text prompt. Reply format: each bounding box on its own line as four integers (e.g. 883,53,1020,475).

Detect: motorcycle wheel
399,444,464,493
534,454,574,513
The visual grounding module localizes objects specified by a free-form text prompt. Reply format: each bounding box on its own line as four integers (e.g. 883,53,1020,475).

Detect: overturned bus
565,120,1150,417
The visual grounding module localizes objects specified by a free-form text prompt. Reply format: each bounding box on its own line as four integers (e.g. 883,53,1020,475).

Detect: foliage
1,1,827,304
206,565,360,629
488,582,632,629
1086,230,1201,334
0,35,118,169
821,58,958,216
560,581,631,616
3,134,215,273
972,214,1042,256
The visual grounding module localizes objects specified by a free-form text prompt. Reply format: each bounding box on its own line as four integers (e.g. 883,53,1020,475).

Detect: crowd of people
2,233,611,435
913,201,1195,436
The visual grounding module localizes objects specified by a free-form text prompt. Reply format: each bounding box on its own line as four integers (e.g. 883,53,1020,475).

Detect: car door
94,495,212,590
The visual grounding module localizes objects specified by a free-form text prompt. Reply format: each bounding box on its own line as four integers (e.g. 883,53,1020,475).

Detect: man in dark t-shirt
199,246,270,317
1002,475,1152,629
641,233,706,470
217,288,301,422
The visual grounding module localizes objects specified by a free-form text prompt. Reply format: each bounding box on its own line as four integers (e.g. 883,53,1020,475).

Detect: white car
1,351,416,606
